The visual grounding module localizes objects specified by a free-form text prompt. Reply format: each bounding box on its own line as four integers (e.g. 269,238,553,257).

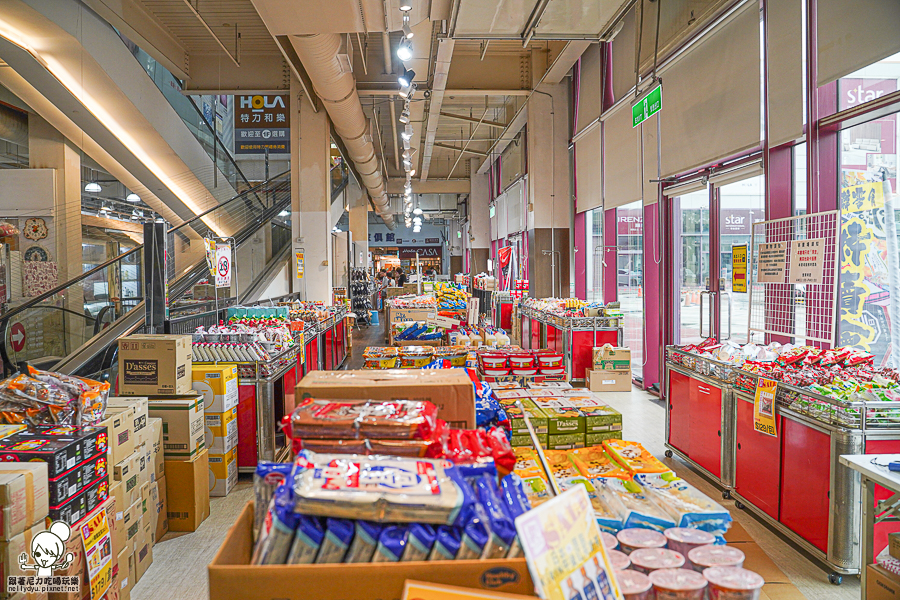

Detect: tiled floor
133,325,857,599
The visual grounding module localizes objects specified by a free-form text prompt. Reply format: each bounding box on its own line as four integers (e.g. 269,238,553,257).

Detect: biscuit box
50,474,109,524
47,451,108,506
0,425,108,478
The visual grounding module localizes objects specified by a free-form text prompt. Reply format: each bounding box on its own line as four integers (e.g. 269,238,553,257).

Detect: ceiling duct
290,33,395,228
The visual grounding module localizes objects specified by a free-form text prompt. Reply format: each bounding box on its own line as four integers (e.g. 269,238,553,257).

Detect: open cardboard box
208,503,535,600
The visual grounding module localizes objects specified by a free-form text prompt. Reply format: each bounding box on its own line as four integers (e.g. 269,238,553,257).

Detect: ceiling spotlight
279,210,289,217
402,148,412,159
413,216,422,225
397,38,413,62
399,111,410,125
126,192,140,202
398,68,415,87
399,2,412,10
413,226,421,233
403,159,412,169
413,207,423,215
408,169,417,177
84,182,102,194
402,137,411,150
402,15,414,39
403,123,414,140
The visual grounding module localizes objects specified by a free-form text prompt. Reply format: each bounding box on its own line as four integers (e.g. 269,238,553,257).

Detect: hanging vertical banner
732,245,747,292
81,509,112,600
234,95,290,154
753,378,778,437
296,252,305,279
215,244,232,288
205,238,217,279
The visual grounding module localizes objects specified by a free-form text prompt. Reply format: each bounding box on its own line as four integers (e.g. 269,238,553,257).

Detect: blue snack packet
372,525,409,562
344,521,383,563
401,523,437,561
500,474,532,558
286,514,324,564
475,474,517,559
428,526,463,560
252,480,301,565
316,518,355,563
253,462,294,540
456,501,491,559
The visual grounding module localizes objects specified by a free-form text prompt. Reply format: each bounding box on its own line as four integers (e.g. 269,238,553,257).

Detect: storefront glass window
839,112,900,364
585,209,603,302
617,201,643,379
793,143,808,341
672,190,710,345
838,52,900,113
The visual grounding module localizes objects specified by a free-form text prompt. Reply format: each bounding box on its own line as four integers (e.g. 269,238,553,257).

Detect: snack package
570,447,632,480
401,523,437,561
499,474,531,558
292,451,474,525
0,366,109,426
593,477,676,532
603,440,669,474
300,437,437,458
286,514,325,564
315,517,354,563
475,475,516,558
456,501,492,559
372,525,408,562
428,525,463,561
635,472,732,536
290,399,438,440
252,481,301,565
343,521,383,563
253,462,293,541
512,447,553,508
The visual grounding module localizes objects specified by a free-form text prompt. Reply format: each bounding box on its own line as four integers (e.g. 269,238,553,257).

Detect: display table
840,453,900,597
666,345,900,582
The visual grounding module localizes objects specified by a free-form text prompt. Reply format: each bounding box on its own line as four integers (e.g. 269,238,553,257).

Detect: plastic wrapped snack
0,366,109,426
290,399,438,440
635,473,732,536
315,518,354,563
457,501,491,559
474,475,516,558
571,446,632,480
252,481,301,565
372,525,408,562
343,521,383,563
253,462,293,541
499,474,531,558
401,523,437,561
428,525,463,560
546,451,622,533
291,451,474,525
285,514,324,564
300,437,438,458
595,477,677,532
603,440,670,474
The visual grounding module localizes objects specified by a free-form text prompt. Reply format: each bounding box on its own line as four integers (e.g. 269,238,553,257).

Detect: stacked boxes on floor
0,462,49,600
588,345,632,392
118,334,209,536
192,365,239,497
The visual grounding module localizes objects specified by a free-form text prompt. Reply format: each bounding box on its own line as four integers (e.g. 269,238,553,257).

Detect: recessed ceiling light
126,193,140,202
84,182,101,193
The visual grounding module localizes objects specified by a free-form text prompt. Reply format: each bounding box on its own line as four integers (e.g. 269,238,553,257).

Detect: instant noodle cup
536,352,564,368
664,528,716,568
601,531,619,550
649,568,708,600
509,353,535,368
512,368,538,376
483,367,511,377
630,548,686,574
617,528,667,554
608,549,631,571
703,566,765,600
480,353,509,368
688,545,745,572
616,569,653,600
539,368,566,376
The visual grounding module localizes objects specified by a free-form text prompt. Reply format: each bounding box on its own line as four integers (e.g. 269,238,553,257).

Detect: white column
469,157,491,274
348,182,369,269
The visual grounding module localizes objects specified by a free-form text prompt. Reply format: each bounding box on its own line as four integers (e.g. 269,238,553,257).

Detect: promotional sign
757,241,787,283
234,95,289,154
516,486,622,600
204,238,217,279
788,238,825,284
632,83,661,128
732,245,747,293
398,246,443,259
427,314,460,329
468,297,480,327
81,509,112,600
296,252,304,279
215,244,232,288
753,378,778,437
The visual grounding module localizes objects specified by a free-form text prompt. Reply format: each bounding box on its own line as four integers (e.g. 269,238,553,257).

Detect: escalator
0,171,292,381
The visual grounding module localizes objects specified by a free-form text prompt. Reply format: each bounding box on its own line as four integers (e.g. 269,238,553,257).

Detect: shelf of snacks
361,346,470,369
665,338,900,577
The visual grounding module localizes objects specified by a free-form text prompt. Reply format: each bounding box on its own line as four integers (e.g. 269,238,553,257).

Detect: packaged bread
570,446,632,480
290,399,438,440
603,439,670,474
545,450,622,533
635,472,732,536
594,476,677,532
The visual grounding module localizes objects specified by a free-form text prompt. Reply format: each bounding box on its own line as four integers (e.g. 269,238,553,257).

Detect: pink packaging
630,548,686,574
664,528,716,569
601,531,619,550
616,569,653,600
617,528,667,554
649,568,708,600
688,545,745,572
608,549,631,571
703,566,765,600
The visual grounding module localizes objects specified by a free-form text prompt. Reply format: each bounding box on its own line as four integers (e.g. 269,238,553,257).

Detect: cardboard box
118,334,193,396
139,482,150,518
0,522,44,585
547,433,586,450
510,434,548,448
192,364,239,412
100,407,135,466
868,564,900,600
592,346,631,370
164,450,210,532
205,407,239,454
585,431,623,445
49,474,108,524
532,404,585,435
154,475,169,542
0,426,108,478
110,481,127,554
208,502,536,600
891,532,900,561
107,397,149,439
148,395,205,459
147,481,160,535
139,442,152,488
208,447,238,497
114,451,140,507
134,519,152,583
588,370,632,392
296,370,476,429
148,418,164,481
125,500,141,544
505,403,549,437
116,544,133,600
0,463,48,539
47,451,107,506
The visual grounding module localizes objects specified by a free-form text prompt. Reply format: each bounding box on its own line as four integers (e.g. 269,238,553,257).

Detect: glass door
671,189,711,344
616,202,644,379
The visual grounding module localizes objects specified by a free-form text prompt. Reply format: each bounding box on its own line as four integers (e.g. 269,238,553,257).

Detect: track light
126,192,140,202
84,182,101,193
403,159,412,169
401,123,413,140
398,68,415,87
399,110,410,125
402,14,414,39
399,2,412,10
408,169,416,177
397,38,413,62
402,137,411,150
413,216,422,225
402,148,412,159
413,207,423,215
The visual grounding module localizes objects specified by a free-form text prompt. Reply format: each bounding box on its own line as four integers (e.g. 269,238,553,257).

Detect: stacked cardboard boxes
0,462,48,600
192,365,239,497
588,345,632,392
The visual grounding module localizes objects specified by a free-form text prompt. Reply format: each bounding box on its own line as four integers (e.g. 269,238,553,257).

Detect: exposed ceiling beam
180,54,290,93
180,0,241,67
274,35,318,111
420,38,454,181
446,107,487,179
434,142,487,156
388,98,401,171
521,0,552,46
357,86,532,96
543,41,592,84
386,179,470,194
440,111,506,128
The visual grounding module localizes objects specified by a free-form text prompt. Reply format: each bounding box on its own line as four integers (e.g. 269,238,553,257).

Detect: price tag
427,315,459,329
753,378,778,437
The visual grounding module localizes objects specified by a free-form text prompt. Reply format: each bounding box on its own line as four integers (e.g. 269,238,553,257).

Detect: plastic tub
648,568,708,600
630,548,686,574
617,528,667,555
540,368,566,376
703,566,765,600
608,549,631,571
664,528,716,569
364,356,398,369
512,368,538,376
536,353,564,367
509,354,535,368
483,367,511,377
616,569,653,600
688,545,745,572
601,531,619,550
481,354,508,367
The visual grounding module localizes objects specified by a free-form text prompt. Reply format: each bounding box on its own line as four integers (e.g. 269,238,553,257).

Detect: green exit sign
489,205,496,218
632,83,662,128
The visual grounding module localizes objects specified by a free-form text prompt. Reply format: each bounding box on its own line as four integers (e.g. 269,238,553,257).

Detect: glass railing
331,161,349,200
0,172,292,375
